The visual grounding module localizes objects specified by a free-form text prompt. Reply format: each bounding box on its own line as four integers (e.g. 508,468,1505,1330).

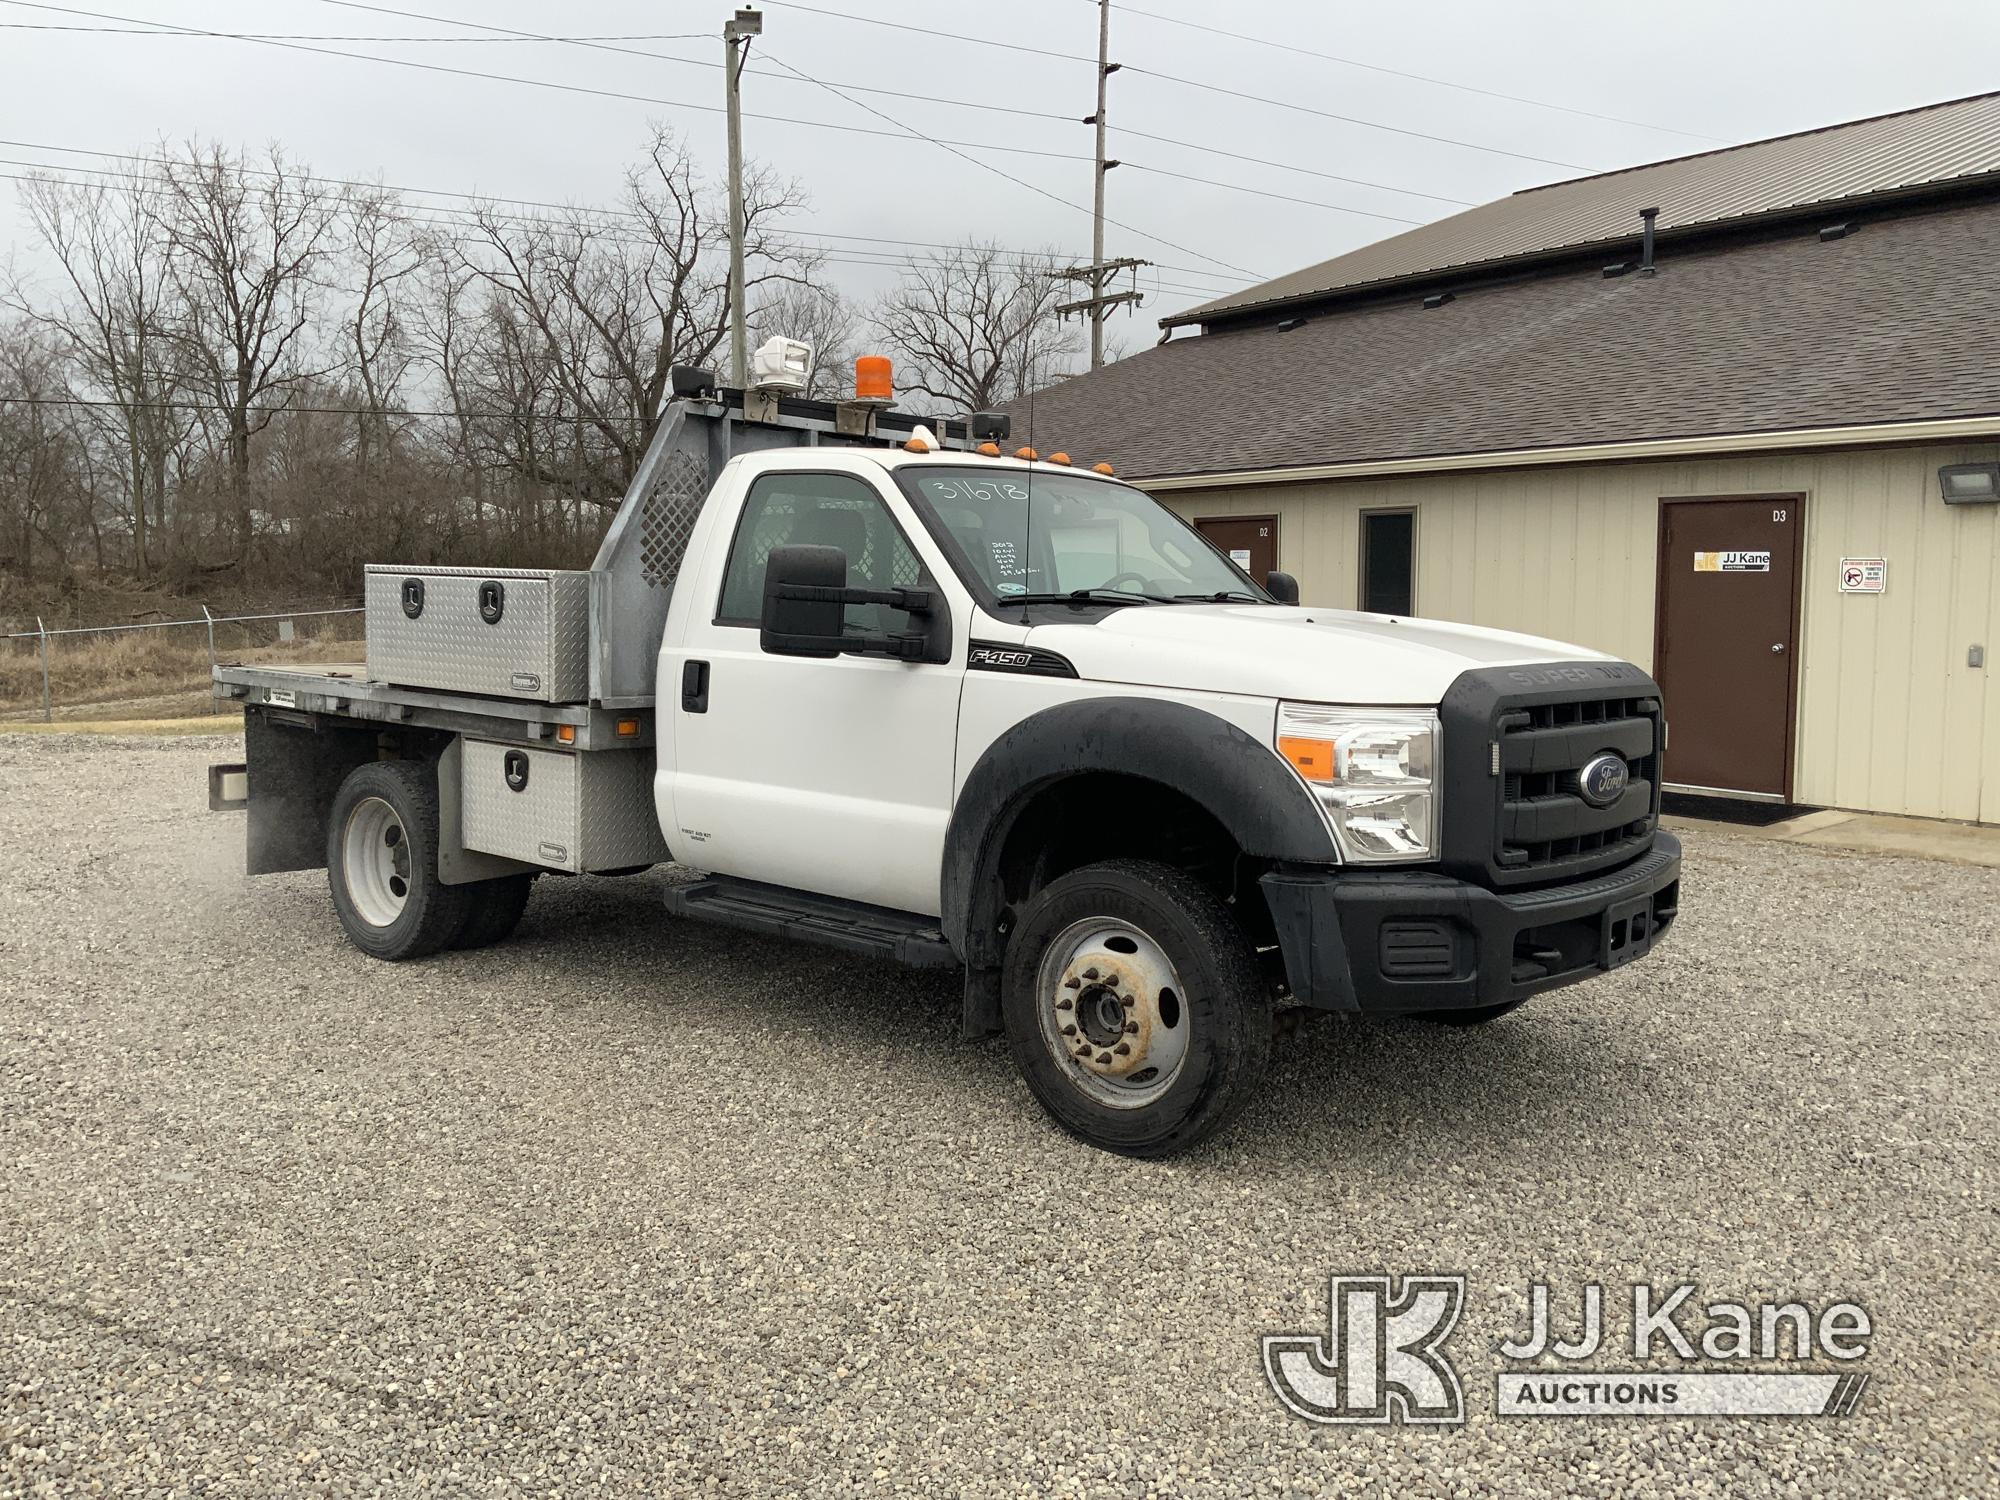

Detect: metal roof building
1014,93,2000,825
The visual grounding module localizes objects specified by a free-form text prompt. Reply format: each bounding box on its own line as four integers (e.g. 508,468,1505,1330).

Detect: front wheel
327,760,472,960
1002,859,1271,1158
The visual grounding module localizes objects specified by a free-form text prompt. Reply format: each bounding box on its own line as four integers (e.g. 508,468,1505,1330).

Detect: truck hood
1023,605,1616,704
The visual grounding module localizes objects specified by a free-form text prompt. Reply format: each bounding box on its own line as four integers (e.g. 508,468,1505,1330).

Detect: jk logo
1263,1275,1467,1425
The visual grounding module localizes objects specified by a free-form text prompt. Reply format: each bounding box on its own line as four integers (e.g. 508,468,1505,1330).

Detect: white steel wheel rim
343,796,412,928
1034,916,1192,1110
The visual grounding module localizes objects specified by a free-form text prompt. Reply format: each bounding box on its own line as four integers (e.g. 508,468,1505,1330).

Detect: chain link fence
2,604,365,723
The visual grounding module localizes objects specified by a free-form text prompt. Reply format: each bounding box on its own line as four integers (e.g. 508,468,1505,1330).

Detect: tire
326,760,472,961
1418,999,1529,1027
452,873,536,950
1002,858,1271,1158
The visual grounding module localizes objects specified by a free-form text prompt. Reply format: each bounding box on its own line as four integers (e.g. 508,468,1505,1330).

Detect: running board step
665,877,960,969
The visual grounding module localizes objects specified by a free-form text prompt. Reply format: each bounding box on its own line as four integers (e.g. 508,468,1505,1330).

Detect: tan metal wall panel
1162,442,1998,822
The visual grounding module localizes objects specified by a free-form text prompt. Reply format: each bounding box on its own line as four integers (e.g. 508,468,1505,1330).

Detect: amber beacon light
853,355,893,403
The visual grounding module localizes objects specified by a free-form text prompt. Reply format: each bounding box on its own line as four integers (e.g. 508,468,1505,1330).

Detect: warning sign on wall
1694,550,1771,572
1839,558,1887,593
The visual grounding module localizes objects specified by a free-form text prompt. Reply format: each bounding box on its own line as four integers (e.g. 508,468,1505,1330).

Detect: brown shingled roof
1169,90,2000,328
1008,196,2000,480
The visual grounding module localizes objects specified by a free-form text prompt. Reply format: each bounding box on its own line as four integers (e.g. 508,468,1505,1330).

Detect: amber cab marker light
555,724,576,745
1092,461,1116,475
1277,735,1335,783
976,441,1001,457
1048,451,1071,465
903,437,931,453
615,718,641,738
854,354,893,403
1015,446,1039,461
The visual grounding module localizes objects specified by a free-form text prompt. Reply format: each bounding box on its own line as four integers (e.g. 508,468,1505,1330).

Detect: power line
0,21,712,43
303,2,1260,278
1111,125,1474,207
310,0,1076,123
1110,3,1725,143
757,0,1602,173
0,2,1090,162
759,1,1093,65
0,163,1240,303
0,392,654,424
1121,64,1599,171
1121,164,1425,224
0,138,1252,293
749,48,1260,280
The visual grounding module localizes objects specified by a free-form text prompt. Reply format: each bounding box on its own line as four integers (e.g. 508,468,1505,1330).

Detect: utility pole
1089,0,1110,369
724,7,763,388
1053,0,1147,369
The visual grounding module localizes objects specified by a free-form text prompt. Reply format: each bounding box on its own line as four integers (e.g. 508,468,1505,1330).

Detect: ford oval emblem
1578,752,1629,808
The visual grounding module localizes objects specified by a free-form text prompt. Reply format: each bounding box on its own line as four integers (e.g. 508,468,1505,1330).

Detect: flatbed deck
213,662,655,751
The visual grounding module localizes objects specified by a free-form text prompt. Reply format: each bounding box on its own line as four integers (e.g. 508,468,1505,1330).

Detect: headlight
1275,703,1439,862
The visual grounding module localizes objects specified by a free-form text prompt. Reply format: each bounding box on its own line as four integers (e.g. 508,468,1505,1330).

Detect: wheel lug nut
1097,1051,1114,1065
1061,1024,1076,1036
1119,994,1135,1009
1123,1020,1139,1034
1056,998,1072,1011
1114,1043,1131,1055
1082,967,1100,981
1102,972,1119,986
1062,976,1081,990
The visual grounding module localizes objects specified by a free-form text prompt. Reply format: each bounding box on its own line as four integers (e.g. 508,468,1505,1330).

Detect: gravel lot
2,733,1995,1498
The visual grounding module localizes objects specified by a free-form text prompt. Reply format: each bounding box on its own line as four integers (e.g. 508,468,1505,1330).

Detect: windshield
898,466,1269,606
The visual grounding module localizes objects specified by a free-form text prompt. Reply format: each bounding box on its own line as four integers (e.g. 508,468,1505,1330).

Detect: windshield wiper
1174,590,1266,604
999,588,1164,607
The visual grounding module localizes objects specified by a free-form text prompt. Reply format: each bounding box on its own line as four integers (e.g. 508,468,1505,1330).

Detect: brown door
1653,496,1805,798
1194,514,1278,583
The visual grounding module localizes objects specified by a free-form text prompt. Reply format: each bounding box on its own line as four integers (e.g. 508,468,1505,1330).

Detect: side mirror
760,544,849,657
1265,570,1301,605
759,543,954,664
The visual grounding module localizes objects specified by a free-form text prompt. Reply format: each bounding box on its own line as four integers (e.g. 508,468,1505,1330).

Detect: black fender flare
941,697,1338,968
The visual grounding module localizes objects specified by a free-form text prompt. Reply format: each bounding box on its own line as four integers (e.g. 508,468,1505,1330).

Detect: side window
716,471,927,635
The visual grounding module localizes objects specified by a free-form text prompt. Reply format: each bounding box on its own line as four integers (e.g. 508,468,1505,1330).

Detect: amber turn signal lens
976,442,1001,457
1277,735,1335,783
854,355,893,402
1014,446,1039,461
555,724,576,745
615,718,641,738
1092,461,1116,475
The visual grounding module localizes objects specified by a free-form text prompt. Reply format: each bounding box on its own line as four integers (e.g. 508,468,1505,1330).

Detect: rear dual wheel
1002,859,1271,1158
327,761,533,960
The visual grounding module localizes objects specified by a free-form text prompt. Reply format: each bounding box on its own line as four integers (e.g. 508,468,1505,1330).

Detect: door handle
681,659,710,713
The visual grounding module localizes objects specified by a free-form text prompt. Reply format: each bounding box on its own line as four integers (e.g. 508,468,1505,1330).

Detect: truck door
662,467,964,916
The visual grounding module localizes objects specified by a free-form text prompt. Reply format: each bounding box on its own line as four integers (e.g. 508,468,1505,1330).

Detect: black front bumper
1260,831,1682,1016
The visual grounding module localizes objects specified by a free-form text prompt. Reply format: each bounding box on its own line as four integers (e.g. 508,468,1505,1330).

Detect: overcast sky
4,0,1999,339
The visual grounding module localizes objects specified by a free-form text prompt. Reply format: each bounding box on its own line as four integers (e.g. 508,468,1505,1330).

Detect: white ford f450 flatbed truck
211,344,1680,1157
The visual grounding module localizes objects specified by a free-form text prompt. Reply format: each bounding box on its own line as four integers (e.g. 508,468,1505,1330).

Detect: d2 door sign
1839,558,1887,594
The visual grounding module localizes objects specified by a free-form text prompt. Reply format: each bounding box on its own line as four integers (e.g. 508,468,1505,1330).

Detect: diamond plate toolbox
460,741,670,874
365,565,591,702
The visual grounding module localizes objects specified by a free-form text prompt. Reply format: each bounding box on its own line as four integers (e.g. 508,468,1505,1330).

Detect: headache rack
221,368,1007,719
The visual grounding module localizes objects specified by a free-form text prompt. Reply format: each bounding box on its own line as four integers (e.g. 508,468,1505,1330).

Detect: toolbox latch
478,579,506,624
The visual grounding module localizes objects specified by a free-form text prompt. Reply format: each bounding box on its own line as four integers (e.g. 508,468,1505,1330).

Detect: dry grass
0,613,364,722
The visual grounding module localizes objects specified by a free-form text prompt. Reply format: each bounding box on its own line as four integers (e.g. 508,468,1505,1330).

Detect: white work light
749,336,813,394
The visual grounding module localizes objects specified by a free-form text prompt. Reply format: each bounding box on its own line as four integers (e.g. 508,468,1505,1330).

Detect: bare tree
6,173,183,577
153,141,339,558
869,242,1082,411
461,126,818,506
338,184,423,473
